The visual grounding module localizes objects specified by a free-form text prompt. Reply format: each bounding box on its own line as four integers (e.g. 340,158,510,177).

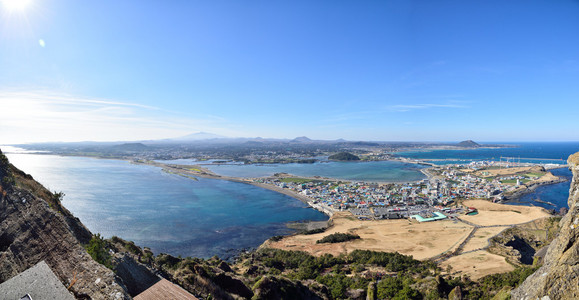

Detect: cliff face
512,153,579,299
0,150,131,299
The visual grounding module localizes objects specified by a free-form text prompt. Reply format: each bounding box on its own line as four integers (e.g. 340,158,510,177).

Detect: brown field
266,212,472,260
535,171,558,182
460,200,550,226
462,226,509,252
475,166,542,177
440,250,514,280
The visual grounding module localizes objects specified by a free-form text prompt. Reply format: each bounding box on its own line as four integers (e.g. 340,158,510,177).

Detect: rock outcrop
512,152,579,299
0,149,131,299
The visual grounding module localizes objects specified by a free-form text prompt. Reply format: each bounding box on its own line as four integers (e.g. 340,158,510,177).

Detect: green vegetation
501,179,531,184
0,151,15,190
377,275,421,299
86,233,113,269
328,152,360,161
525,172,544,178
464,266,540,299
317,232,361,244
94,233,541,300
269,235,284,242
300,228,326,235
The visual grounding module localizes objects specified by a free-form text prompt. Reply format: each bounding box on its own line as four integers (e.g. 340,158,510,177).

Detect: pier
500,156,566,162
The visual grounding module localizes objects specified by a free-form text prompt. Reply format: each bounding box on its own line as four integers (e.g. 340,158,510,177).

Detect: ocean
396,142,578,164
4,153,328,260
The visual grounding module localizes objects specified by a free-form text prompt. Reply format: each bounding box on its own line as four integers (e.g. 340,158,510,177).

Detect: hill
328,152,360,161
291,136,313,143
171,131,226,141
111,142,149,151
457,140,480,148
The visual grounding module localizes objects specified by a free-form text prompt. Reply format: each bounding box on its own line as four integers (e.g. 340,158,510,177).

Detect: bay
5,154,328,260
203,160,427,182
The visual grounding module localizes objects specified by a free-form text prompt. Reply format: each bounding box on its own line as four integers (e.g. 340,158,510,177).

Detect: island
328,152,360,161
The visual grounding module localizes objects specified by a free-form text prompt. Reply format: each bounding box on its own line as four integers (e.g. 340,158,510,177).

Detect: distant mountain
172,132,226,141
111,143,148,151
291,136,312,143
457,140,480,148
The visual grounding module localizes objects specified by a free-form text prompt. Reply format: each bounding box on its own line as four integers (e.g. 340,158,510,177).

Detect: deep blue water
396,142,579,165
512,167,573,211
204,161,427,182
5,154,327,260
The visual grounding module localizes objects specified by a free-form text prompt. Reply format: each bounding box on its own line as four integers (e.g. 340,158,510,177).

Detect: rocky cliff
512,152,579,299
0,149,131,299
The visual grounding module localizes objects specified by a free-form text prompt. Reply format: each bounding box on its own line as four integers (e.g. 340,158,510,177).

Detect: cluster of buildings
254,160,550,221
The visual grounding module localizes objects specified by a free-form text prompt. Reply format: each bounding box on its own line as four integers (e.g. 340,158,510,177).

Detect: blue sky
1,0,578,143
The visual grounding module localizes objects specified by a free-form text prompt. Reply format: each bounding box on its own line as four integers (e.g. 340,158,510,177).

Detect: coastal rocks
112,253,160,296
448,285,463,300
0,150,130,299
511,152,579,299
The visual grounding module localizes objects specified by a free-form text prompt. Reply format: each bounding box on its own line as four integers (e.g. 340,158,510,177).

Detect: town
252,160,566,222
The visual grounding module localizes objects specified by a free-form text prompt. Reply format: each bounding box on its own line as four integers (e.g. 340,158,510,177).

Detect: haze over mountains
11,131,491,150
156,132,484,146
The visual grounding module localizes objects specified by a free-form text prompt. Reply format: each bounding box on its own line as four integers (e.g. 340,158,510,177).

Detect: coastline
501,175,567,204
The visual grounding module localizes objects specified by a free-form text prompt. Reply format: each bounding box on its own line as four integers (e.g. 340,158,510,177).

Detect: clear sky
1,0,578,143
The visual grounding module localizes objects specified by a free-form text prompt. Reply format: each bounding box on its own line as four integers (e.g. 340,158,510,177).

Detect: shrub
86,234,112,269
316,233,360,244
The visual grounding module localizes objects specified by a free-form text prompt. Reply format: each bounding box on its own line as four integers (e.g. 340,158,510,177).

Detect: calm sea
203,161,427,182
396,142,579,164
4,153,327,260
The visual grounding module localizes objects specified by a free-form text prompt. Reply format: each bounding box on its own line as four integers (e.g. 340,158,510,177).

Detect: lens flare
1,0,32,13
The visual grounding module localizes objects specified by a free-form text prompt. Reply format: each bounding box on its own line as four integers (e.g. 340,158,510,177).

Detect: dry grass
475,166,542,177
460,200,550,227
462,227,509,252
266,212,472,260
440,250,514,280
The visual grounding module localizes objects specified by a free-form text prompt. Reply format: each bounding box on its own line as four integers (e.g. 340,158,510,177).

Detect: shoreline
501,176,567,202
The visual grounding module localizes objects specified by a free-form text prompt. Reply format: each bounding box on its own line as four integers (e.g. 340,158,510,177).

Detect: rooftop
0,261,75,300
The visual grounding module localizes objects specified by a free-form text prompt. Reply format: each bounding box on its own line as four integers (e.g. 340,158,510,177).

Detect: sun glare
1,0,31,13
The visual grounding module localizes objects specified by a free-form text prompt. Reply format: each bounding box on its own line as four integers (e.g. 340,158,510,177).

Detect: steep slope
512,152,579,299
0,149,130,299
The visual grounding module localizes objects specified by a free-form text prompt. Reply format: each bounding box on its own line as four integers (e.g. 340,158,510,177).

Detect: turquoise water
203,161,427,182
5,154,327,260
